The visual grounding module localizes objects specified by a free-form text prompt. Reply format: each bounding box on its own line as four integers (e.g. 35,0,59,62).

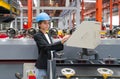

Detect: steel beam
20,8,23,29
81,0,84,21
22,7,77,10
110,0,113,30
36,0,40,15
28,0,32,29
51,17,62,19
14,17,17,29
18,17,62,20
118,0,120,25
76,0,81,26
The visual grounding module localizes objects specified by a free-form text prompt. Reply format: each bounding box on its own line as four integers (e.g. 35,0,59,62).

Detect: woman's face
39,20,50,31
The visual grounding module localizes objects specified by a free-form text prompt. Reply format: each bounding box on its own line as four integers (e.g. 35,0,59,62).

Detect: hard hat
36,12,50,22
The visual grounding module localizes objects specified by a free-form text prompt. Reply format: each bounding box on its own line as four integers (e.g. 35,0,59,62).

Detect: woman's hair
38,20,44,29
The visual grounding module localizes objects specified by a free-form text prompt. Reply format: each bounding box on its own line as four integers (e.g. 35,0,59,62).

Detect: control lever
89,60,95,64
68,60,74,64
15,72,22,79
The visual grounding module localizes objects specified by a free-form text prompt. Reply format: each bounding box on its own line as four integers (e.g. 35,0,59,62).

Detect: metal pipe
81,0,84,21
22,7,77,10
110,0,113,30
118,0,120,25
96,0,102,22
36,0,40,15
69,13,72,28
15,17,17,29
96,0,102,30
20,8,23,29
28,0,32,29
76,0,80,26
96,0,98,21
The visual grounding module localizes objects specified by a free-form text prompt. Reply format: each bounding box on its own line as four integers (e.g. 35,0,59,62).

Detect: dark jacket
33,30,63,69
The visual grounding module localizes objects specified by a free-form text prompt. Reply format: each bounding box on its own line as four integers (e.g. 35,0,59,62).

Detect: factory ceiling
19,0,110,17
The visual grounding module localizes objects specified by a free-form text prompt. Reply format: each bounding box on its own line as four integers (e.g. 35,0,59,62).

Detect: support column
96,0,102,30
65,17,68,29
118,0,120,25
81,0,84,21
76,0,80,27
110,0,113,30
69,13,72,28
28,0,33,29
0,24,3,30
20,8,23,29
14,17,17,29
103,9,107,23
72,13,75,27
66,0,70,7
37,0,40,15
96,0,102,22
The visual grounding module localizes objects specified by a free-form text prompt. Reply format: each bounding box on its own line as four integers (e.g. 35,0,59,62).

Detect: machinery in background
49,28,58,38
47,21,120,79
6,28,16,38
49,27,76,39
0,0,20,22
0,27,37,39
27,28,36,38
101,24,120,38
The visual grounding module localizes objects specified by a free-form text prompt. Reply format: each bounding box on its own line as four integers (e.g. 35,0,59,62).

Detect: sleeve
33,34,64,51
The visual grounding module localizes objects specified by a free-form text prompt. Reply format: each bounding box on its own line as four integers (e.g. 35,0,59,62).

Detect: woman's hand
61,35,71,44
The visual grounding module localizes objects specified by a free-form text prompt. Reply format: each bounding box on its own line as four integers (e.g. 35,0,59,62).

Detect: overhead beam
17,17,62,20
85,1,118,16
22,7,77,10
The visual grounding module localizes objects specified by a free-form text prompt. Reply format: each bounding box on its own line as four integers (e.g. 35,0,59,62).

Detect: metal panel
0,39,38,60
0,64,23,79
0,39,120,60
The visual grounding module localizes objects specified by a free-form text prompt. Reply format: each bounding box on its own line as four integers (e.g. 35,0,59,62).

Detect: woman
34,12,70,79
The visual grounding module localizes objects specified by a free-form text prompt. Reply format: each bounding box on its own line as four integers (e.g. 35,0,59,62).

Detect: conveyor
48,59,120,79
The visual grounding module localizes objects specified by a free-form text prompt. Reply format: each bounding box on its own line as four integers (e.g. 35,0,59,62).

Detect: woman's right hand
61,35,71,44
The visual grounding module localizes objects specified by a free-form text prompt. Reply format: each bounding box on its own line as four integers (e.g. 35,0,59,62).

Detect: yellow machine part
100,31,106,35
58,30,63,35
0,0,20,14
0,0,10,10
117,31,120,35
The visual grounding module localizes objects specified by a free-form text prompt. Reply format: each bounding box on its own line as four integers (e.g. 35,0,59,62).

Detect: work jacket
33,30,63,69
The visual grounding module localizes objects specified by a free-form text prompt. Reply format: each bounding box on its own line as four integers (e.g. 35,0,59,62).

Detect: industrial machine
0,0,20,22
6,28,16,38
101,24,120,38
0,21,120,79
47,21,120,79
